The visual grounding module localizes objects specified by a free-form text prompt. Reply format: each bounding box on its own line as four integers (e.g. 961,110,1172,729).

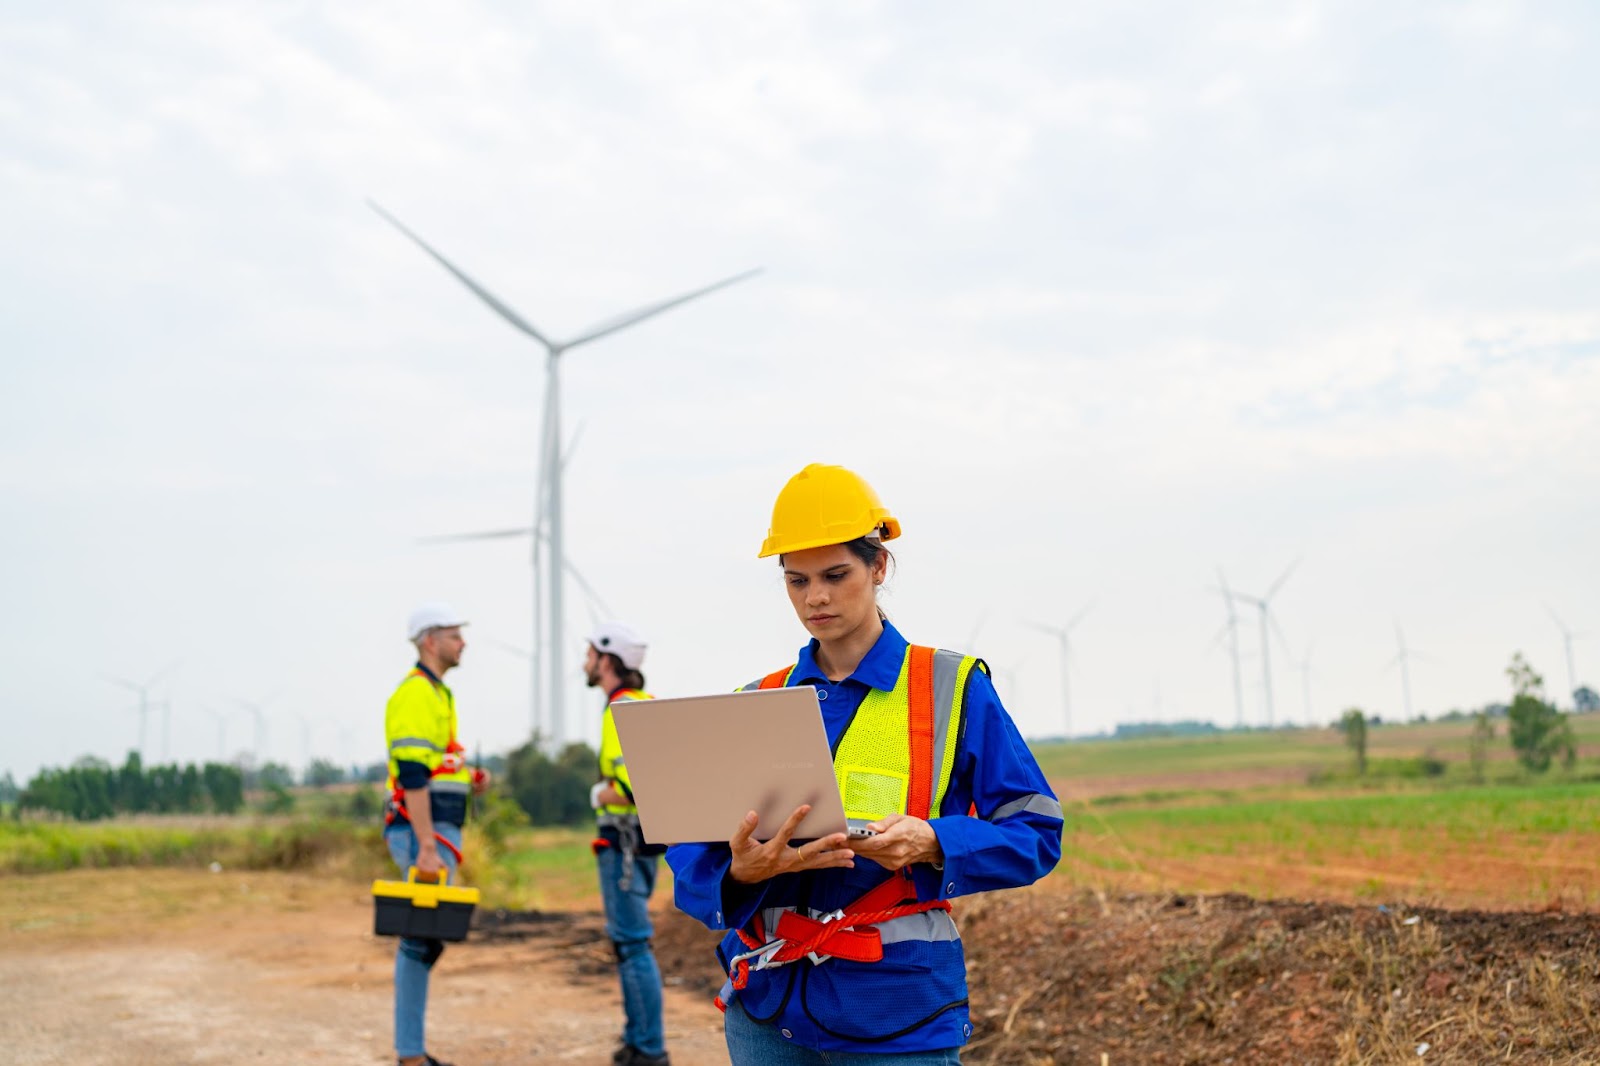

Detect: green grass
0,817,391,877
1076,782,1600,847
1030,712,1600,784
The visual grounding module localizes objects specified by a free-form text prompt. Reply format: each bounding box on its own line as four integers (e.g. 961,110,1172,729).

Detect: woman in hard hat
667,463,1064,1063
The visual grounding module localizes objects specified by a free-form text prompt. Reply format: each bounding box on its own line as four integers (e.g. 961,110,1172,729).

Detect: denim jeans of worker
385,820,463,1060
597,844,666,1057
724,1001,963,1065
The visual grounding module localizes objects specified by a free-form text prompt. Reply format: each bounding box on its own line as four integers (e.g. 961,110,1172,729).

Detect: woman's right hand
728,805,855,884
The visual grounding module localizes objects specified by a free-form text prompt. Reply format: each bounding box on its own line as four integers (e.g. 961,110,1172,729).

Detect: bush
1505,654,1575,774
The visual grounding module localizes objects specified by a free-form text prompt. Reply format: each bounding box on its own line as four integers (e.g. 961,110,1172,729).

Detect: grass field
10,714,1600,914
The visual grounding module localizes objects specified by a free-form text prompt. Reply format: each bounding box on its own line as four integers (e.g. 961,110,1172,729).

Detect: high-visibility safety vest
386,667,473,826
597,687,652,817
718,645,981,1013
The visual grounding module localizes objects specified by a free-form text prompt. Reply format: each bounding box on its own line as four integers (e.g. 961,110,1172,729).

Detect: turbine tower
1212,567,1246,728
370,201,759,746
1545,605,1583,708
1224,560,1299,729
1292,641,1315,726
202,706,229,762
1025,600,1093,739
1386,622,1421,720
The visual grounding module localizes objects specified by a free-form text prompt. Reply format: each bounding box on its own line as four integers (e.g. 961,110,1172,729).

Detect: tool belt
591,812,666,890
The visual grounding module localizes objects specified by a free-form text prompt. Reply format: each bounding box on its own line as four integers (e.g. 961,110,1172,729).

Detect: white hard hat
408,602,468,642
588,621,647,670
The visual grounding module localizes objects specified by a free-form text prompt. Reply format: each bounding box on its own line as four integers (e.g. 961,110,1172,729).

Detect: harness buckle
728,937,789,975
807,908,847,966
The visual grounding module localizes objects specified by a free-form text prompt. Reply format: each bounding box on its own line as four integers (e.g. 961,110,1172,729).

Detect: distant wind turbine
1291,641,1315,726
1384,622,1429,720
202,706,229,762
1211,567,1247,728
236,695,276,769
102,662,179,760
1545,605,1584,708
1222,560,1299,728
1025,600,1093,738
370,200,760,748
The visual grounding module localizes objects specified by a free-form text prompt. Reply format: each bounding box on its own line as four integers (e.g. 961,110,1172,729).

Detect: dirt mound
640,888,1600,1065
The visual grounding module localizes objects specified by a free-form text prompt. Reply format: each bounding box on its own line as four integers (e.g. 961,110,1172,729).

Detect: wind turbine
1545,605,1584,708
1385,622,1427,720
235,696,275,770
1223,560,1299,729
102,662,179,760
1291,641,1315,726
370,201,759,748
202,706,229,762
1025,600,1093,739
1211,567,1246,728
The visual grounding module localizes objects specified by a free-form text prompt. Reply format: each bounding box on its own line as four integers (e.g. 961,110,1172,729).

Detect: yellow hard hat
758,463,902,558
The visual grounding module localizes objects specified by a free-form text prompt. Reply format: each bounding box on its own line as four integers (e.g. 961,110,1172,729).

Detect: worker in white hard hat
383,602,491,1066
585,621,670,1066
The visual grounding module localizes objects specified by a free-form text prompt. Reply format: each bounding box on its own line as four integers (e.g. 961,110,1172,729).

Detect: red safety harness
715,647,953,1012
385,668,475,866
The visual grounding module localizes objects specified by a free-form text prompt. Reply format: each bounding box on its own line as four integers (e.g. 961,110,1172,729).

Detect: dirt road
3,869,730,1066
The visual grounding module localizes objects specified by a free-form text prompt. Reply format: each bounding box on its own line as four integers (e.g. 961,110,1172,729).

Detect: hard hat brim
758,516,901,559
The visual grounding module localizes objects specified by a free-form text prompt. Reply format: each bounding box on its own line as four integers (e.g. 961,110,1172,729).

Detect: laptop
609,685,874,844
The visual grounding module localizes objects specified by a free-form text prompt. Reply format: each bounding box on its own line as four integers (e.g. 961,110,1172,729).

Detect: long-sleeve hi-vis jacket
385,664,472,827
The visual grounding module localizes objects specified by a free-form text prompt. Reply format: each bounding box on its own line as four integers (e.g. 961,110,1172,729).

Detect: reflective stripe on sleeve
389,736,443,753
987,793,1064,822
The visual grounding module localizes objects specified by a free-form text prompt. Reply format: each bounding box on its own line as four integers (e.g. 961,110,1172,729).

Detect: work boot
613,1046,670,1066
397,1056,455,1066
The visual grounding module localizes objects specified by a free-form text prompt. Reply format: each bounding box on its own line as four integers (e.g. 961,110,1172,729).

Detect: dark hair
601,652,646,693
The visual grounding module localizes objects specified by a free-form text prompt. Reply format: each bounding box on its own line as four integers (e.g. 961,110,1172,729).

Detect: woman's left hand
849,814,943,872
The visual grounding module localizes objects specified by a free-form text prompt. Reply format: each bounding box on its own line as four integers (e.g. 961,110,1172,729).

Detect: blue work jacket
667,621,1064,1053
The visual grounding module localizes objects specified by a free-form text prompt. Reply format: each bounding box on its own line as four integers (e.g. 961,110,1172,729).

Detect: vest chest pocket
839,765,908,823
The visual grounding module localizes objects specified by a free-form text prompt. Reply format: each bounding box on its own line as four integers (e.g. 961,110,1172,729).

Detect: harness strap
720,870,951,1007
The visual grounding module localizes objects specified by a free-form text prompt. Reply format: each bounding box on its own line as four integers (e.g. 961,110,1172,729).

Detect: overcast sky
3,1,1597,784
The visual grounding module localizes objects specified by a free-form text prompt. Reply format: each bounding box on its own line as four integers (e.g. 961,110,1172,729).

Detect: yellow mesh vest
832,648,976,821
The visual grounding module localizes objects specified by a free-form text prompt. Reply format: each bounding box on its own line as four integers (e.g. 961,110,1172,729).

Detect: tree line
17,752,244,820
1339,652,1580,778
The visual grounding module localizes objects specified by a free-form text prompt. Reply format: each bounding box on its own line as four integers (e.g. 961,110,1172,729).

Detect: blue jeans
597,843,665,1057
724,1002,962,1065
385,821,463,1059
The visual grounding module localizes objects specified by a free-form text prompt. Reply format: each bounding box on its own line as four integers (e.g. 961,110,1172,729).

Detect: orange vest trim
758,666,793,690
905,645,936,822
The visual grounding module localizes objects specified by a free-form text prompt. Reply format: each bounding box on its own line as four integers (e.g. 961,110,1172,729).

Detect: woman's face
782,543,887,643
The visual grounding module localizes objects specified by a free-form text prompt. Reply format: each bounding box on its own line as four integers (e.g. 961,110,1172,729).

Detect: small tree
1506,653,1576,773
1338,708,1368,775
1575,685,1599,713
1468,709,1495,783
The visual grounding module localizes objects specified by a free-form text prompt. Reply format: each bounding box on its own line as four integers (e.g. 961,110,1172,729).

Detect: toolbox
372,867,481,942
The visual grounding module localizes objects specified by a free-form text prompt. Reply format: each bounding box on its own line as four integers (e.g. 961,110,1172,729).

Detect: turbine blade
101,673,142,693
1264,557,1302,602
561,267,762,350
1067,599,1095,631
417,527,536,544
367,200,556,350
1021,619,1064,638
1545,603,1571,634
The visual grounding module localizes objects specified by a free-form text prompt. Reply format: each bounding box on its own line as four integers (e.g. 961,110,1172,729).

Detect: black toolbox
372,867,481,942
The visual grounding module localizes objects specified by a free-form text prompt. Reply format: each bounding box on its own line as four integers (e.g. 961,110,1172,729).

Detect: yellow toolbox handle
406,865,450,885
